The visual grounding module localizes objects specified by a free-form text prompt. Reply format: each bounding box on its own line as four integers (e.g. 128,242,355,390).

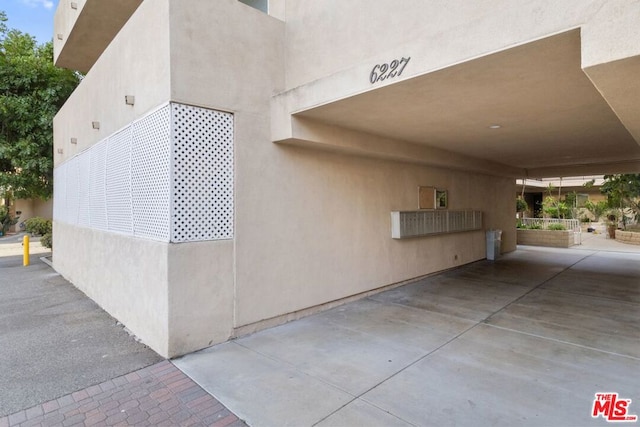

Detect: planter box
516,229,575,248
615,230,640,245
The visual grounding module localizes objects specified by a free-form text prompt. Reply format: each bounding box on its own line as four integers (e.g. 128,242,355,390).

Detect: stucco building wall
52,0,637,357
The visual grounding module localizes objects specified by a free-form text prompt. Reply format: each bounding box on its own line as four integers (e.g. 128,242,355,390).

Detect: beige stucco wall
233,145,515,326
272,1,640,153
52,0,172,357
53,222,170,355
167,240,235,356
53,226,236,359
282,0,638,90
55,0,640,357
53,0,275,357
14,199,53,222
165,0,517,330
53,0,86,64
53,0,171,166
168,0,285,114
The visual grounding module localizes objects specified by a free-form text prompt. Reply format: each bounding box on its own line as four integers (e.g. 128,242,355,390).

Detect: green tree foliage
541,185,573,219
0,11,80,200
601,174,640,227
516,197,528,213
583,200,608,222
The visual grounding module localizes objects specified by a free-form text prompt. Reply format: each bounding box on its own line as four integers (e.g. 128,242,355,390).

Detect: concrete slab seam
482,251,596,325
483,323,640,362
229,338,421,426
311,320,481,426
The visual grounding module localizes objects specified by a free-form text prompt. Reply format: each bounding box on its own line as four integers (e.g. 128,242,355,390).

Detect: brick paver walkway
0,361,246,427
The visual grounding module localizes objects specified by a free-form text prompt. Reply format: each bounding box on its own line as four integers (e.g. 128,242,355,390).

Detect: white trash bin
486,229,502,260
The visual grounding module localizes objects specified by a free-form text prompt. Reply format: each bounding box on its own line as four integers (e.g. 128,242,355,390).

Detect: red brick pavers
0,361,246,427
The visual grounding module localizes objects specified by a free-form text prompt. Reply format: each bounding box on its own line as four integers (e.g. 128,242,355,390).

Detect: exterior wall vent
54,103,234,243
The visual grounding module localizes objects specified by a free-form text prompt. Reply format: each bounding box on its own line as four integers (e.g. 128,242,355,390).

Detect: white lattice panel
170,104,234,242
65,157,80,226
53,164,65,223
77,154,91,227
53,102,234,244
106,128,133,234
89,140,108,230
132,105,171,241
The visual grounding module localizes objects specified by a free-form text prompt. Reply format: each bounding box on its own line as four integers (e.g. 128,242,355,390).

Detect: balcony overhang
54,0,143,73
273,29,640,178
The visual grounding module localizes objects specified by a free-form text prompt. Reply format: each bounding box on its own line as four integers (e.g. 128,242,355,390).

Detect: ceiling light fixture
488,125,502,129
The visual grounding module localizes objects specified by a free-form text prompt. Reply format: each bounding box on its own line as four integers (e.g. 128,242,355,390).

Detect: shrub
516,198,528,213
40,232,52,249
528,223,543,230
24,217,52,236
0,206,19,234
547,223,566,231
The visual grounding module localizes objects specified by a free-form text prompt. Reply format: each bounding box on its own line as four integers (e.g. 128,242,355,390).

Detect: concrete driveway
174,239,640,426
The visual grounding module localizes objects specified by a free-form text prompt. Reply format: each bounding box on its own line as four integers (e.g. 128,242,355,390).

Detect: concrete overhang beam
273,29,640,179
279,117,524,178
54,0,143,73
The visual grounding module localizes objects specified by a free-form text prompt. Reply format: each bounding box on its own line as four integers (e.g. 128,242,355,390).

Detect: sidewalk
0,233,246,427
0,361,243,427
577,228,640,252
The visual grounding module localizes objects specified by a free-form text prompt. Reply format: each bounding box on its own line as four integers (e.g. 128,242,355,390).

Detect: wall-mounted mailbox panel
391,210,483,239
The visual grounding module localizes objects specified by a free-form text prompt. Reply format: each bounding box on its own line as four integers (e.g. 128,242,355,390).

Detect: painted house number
369,57,411,84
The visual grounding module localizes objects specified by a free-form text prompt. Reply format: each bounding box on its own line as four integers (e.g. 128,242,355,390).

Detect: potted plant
606,213,617,239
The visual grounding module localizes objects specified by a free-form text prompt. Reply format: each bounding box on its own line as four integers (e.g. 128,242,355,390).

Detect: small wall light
125,95,135,106
70,2,78,9
70,137,77,144
57,34,63,40
57,148,64,154
92,121,100,130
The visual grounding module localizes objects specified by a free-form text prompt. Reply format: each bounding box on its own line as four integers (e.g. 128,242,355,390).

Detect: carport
174,237,640,426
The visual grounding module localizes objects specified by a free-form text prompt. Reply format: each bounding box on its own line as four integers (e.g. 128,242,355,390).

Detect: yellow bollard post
23,235,30,266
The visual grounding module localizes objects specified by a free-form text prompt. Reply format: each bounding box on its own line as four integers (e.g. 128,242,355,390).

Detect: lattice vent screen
171,104,234,242
53,103,234,242
132,107,171,241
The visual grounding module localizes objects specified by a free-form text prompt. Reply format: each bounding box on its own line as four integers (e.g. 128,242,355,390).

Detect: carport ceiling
295,30,640,175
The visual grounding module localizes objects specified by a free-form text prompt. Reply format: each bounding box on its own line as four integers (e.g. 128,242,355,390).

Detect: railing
519,218,581,245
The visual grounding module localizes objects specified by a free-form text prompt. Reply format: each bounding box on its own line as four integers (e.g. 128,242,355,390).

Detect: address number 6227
369,57,411,84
